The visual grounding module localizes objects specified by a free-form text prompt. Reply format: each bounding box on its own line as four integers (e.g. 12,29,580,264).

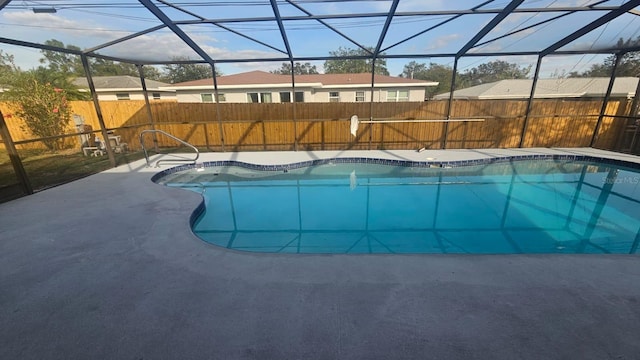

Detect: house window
280,92,291,103
329,91,340,102
152,92,161,100
116,93,130,100
355,91,365,102
248,92,272,103
387,90,409,102
201,93,214,103
280,91,304,103
216,93,226,102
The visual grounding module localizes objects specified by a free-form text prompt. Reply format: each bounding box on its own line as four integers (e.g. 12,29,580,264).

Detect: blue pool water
158,159,640,254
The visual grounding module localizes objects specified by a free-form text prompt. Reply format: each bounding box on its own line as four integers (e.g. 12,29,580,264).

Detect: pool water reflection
159,160,640,254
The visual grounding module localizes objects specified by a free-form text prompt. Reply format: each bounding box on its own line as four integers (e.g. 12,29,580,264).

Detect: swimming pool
155,156,640,254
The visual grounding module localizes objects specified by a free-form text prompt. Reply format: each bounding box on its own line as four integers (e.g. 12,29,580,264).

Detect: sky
1,0,638,78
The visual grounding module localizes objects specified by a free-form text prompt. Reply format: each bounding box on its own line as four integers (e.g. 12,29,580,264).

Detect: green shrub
6,75,72,150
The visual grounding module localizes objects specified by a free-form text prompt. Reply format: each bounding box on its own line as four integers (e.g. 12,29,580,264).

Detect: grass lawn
0,147,147,191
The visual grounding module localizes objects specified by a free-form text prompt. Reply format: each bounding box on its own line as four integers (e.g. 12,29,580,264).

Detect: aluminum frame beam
270,0,293,60
84,25,166,54
0,0,11,12
381,0,494,53
473,0,609,50
81,54,116,168
591,53,622,147
157,0,286,55
0,37,83,55
171,6,623,25
284,0,370,53
373,0,400,59
138,0,217,66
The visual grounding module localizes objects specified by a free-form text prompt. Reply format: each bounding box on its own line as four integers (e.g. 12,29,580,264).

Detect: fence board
0,98,632,152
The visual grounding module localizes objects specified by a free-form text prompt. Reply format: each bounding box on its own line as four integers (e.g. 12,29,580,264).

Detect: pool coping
150,151,640,182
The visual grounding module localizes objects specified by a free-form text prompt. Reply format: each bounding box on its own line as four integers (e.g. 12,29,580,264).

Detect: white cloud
2,11,130,44
1,11,282,65
425,34,461,51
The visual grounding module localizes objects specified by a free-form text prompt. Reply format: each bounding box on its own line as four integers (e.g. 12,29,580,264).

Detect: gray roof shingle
72,76,170,90
434,77,639,99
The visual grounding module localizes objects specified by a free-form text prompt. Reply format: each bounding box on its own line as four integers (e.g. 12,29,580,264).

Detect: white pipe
359,119,485,123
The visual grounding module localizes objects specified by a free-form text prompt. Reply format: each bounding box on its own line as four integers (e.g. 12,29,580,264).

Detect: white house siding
177,88,313,103
92,91,175,101
314,87,426,102
313,89,374,102
175,87,426,103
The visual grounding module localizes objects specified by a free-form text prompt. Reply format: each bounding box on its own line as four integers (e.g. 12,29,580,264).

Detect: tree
324,47,389,75
39,39,163,80
569,37,640,78
458,60,531,87
30,66,88,100
0,50,20,85
399,61,428,79
399,61,454,99
271,62,319,75
90,59,161,80
2,49,85,100
3,72,73,150
39,39,84,76
161,56,219,83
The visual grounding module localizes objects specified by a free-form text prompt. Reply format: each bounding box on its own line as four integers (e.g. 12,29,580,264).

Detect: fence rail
0,98,633,152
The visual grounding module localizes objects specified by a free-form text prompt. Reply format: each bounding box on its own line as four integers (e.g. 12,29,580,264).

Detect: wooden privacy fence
0,98,632,152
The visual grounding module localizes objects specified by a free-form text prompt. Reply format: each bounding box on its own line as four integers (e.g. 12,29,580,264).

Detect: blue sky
1,0,638,78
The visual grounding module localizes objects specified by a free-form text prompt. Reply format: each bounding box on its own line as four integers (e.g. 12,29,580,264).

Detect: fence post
0,110,32,195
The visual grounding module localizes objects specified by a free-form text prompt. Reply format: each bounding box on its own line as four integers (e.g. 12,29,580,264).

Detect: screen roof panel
469,10,610,54
557,11,640,52
1,0,639,67
382,14,498,56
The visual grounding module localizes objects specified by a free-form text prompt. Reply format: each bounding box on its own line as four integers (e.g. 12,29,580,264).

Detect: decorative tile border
151,154,640,183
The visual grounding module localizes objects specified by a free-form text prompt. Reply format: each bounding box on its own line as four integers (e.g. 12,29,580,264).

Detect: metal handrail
139,129,199,167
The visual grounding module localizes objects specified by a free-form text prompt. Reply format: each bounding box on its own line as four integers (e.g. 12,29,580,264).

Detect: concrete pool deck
1,147,639,359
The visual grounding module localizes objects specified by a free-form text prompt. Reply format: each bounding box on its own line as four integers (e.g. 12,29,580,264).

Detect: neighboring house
72,76,175,101
164,70,438,103
433,77,639,100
